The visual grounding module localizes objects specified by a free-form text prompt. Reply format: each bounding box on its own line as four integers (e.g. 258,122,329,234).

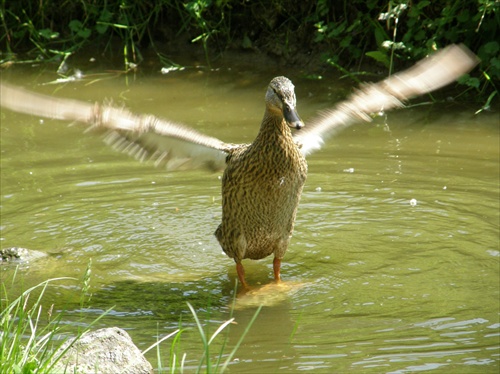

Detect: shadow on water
1,61,499,372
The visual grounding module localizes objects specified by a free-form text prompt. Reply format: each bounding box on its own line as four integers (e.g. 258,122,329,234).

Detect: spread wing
294,44,480,156
0,83,235,171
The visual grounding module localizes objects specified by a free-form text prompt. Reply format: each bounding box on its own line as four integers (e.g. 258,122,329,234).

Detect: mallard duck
0,44,478,289
214,76,308,288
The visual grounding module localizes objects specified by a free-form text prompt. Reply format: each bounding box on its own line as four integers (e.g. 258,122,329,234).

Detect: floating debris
161,66,186,74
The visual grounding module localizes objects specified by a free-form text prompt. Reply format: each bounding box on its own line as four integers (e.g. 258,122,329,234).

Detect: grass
0,275,75,373
0,264,110,373
145,281,262,373
1,266,260,374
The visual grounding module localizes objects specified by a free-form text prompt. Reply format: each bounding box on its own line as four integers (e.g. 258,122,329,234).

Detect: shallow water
1,61,499,373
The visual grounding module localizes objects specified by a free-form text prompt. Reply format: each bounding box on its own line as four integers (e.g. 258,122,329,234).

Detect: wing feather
0,83,234,171
295,44,479,155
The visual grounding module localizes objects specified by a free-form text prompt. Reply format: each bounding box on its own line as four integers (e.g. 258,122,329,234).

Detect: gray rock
53,327,153,374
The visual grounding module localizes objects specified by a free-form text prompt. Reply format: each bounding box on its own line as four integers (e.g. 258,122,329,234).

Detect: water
1,61,499,373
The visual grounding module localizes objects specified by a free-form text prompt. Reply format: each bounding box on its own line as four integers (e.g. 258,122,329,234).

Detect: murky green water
1,62,499,373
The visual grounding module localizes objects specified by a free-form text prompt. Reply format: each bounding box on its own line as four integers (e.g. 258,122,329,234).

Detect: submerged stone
0,247,47,263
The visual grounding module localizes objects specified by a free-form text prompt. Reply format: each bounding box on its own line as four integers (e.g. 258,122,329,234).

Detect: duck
214,76,308,289
0,44,478,289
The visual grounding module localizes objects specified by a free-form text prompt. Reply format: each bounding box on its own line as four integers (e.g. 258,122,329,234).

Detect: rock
53,327,153,374
0,247,47,263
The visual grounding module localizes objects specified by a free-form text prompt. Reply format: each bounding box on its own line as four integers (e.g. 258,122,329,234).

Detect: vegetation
1,265,259,373
0,1,498,102
0,263,107,373
149,302,262,373
0,0,500,102
0,276,76,373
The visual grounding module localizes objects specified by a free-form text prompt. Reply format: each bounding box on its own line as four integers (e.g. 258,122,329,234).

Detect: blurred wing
295,44,479,156
102,127,230,171
0,83,234,171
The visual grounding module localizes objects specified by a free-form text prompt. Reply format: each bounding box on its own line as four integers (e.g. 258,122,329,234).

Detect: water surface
1,62,499,373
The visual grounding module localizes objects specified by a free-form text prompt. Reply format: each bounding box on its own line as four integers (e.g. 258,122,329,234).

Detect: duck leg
273,257,282,283
236,262,249,289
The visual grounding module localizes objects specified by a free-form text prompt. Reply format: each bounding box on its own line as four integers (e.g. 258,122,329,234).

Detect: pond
1,57,499,373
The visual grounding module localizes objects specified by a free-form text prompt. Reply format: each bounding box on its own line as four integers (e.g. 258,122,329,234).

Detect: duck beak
283,104,304,130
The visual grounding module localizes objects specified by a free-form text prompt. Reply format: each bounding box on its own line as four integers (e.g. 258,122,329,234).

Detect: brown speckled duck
0,45,478,289
215,77,308,288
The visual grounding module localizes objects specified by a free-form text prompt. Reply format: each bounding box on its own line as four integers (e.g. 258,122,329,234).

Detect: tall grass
0,264,111,373
147,282,262,373
0,275,73,373
1,267,260,374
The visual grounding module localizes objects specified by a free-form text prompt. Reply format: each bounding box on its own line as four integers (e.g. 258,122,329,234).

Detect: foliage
0,276,70,373
0,265,110,374
1,266,259,373
144,283,262,373
0,0,498,102
148,302,261,373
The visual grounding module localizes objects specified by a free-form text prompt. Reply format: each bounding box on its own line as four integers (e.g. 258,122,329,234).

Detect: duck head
266,76,304,130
